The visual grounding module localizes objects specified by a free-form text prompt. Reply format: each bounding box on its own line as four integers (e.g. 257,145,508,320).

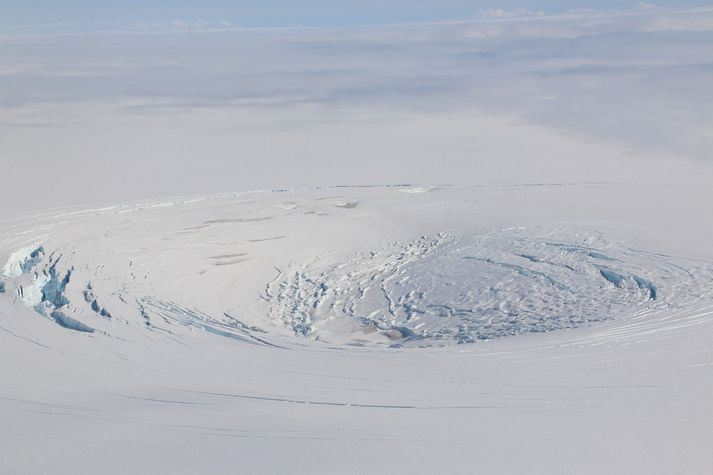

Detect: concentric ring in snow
2,191,712,349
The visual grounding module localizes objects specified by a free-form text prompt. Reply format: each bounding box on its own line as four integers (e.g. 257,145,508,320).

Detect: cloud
476,8,546,19
1,5,712,210
637,1,658,9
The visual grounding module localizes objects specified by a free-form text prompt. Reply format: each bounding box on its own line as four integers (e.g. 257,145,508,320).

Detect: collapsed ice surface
39,265,71,310
2,244,93,333
266,230,682,346
3,246,45,278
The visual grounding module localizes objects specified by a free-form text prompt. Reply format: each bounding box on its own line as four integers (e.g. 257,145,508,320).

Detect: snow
1,184,713,474
20,273,48,308
2,5,713,473
267,229,689,345
2,245,44,278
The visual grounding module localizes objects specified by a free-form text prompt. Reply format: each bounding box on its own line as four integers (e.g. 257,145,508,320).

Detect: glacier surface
1,185,713,474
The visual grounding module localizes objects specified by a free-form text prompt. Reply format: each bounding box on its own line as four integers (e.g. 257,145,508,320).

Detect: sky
2,0,713,29
1,2,712,211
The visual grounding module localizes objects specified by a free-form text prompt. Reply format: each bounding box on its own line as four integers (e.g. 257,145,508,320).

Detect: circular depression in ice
267,228,710,347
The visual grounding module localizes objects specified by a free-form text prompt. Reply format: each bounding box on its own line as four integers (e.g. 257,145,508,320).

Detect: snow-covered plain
2,183,713,474
3,4,713,473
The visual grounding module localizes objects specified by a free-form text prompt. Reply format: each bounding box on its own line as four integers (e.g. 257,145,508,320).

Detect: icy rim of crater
2,213,712,348
2,245,45,278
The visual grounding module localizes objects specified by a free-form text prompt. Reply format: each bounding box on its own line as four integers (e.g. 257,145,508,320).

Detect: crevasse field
2,3,713,474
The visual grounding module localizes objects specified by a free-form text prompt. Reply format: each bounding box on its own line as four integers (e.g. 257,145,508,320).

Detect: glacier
2,245,44,278
3,4,713,472
1,184,713,474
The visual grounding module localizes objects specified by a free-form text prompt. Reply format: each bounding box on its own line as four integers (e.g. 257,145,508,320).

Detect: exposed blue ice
22,247,45,273
3,246,45,278
599,268,625,287
588,251,615,261
84,283,112,319
40,264,71,309
633,275,658,300
50,310,95,333
5,250,97,332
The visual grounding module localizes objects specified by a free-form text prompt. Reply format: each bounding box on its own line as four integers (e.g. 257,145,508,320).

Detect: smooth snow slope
1,184,713,474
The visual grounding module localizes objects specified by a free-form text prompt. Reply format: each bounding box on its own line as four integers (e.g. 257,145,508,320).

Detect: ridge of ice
3,245,45,278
